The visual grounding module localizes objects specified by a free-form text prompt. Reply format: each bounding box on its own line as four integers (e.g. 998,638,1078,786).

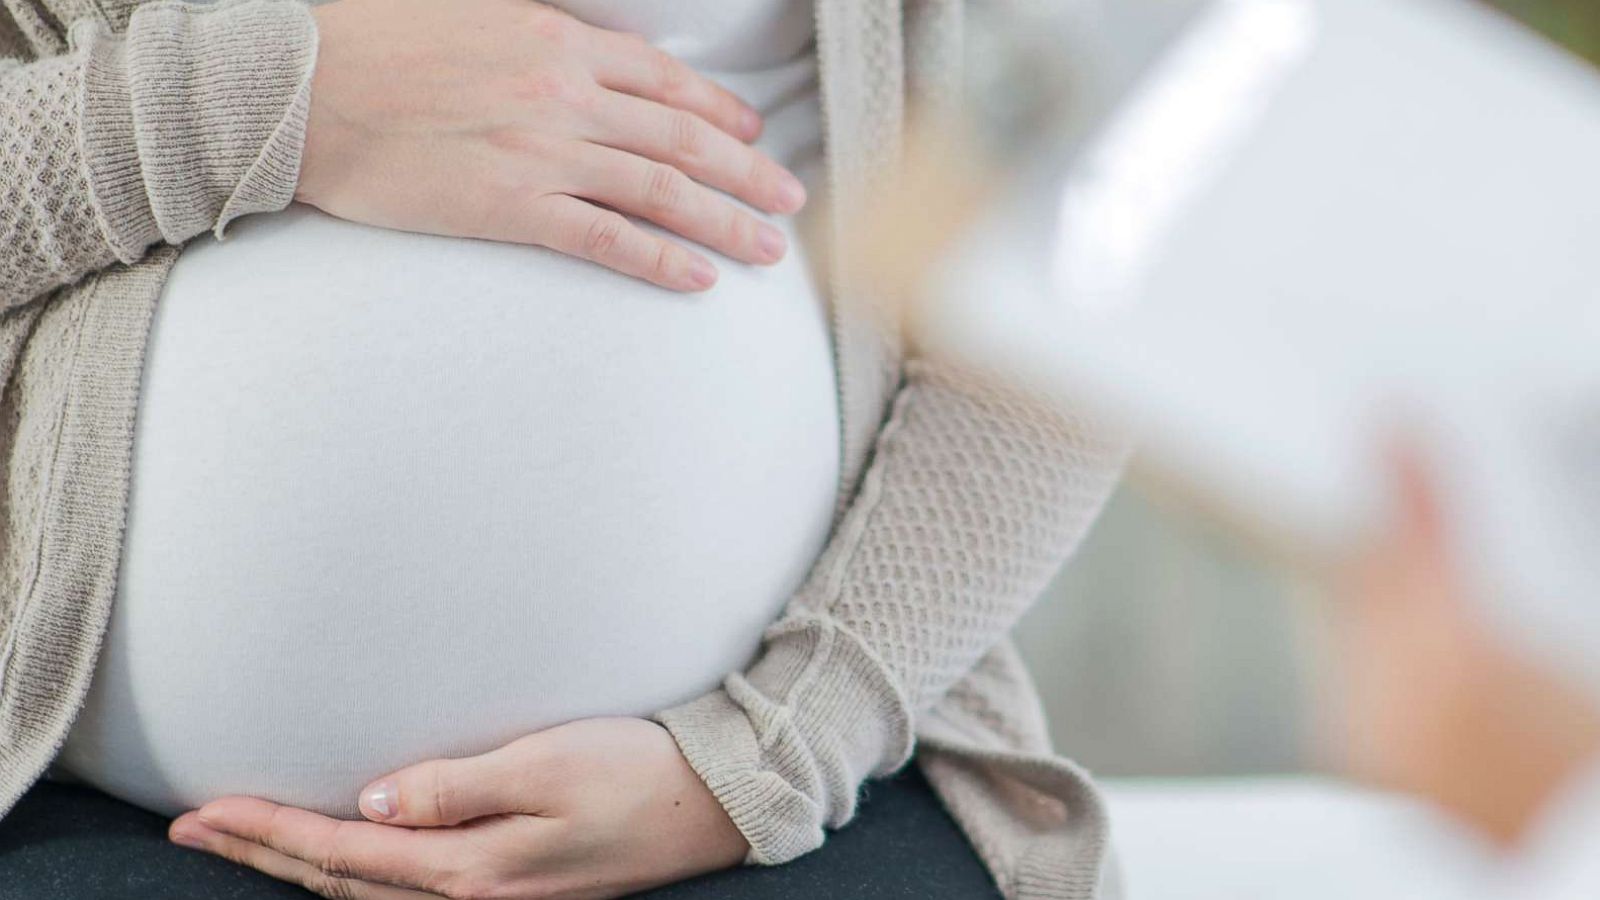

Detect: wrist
295,3,342,208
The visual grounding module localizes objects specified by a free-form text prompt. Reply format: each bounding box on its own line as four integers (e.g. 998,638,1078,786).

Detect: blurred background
1018,0,1600,779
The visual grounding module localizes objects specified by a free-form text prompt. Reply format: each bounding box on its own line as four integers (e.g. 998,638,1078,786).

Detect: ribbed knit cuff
657,689,823,865
73,20,156,264
656,614,917,866
75,0,316,257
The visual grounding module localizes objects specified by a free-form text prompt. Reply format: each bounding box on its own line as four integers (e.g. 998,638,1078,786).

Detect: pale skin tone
170,719,748,899
1331,446,1600,851
296,0,807,293
166,0,813,894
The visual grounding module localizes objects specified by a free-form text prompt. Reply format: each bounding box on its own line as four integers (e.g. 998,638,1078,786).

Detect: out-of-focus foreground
994,2,1600,896
1019,0,1600,779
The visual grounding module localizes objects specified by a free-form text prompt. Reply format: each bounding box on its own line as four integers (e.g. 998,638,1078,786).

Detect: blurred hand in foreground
1333,444,1600,849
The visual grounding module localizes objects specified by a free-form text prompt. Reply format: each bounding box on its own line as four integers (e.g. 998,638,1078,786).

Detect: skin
297,0,808,293
169,719,749,899
1330,446,1600,851
167,1,801,894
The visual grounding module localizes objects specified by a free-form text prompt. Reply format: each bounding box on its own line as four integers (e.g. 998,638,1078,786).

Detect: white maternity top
57,0,838,819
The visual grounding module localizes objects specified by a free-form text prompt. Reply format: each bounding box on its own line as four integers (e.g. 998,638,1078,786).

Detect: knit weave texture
659,360,1124,890
0,0,314,834
821,362,1118,714
0,3,1124,897
0,53,107,306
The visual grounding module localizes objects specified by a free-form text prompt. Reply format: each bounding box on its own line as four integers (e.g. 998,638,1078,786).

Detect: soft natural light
1052,0,1317,318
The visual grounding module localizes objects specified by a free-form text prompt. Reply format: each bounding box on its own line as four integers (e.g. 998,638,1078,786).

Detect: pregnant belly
56,206,839,818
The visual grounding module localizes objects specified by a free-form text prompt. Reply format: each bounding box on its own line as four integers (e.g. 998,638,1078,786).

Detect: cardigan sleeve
0,0,316,310
656,358,1127,864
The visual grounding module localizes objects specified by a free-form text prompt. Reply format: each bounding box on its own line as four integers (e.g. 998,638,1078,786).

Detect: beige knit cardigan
0,1,1125,896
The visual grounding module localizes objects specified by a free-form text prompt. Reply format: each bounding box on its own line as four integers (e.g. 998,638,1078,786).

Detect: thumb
359,742,534,827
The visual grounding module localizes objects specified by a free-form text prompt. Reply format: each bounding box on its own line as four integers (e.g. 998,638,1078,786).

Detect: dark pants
0,769,1000,899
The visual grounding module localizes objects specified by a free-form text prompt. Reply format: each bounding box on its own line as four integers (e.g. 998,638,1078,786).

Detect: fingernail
777,174,807,212
170,828,206,850
686,256,718,290
362,780,398,820
757,224,787,262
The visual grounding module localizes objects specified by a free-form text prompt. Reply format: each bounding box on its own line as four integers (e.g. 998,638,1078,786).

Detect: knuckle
565,79,600,113
651,242,679,284
319,852,360,883
264,804,294,848
515,70,573,103
320,823,361,880
309,874,359,900
482,124,526,154
653,48,691,97
527,7,575,45
582,212,628,259
744,153,770,197
430,765,456,824
482,125,560,160
727,210,753,251
668,109,706,162
643,163,687,213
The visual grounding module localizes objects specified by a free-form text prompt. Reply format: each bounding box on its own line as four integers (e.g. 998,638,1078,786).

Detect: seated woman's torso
57,0,838,819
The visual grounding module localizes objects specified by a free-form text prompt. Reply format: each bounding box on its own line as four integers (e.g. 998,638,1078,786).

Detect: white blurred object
1052,0,1316,316
925,0,1600,699
1102,777,1490,899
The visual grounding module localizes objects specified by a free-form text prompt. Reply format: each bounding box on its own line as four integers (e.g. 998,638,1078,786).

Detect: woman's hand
168,718,748,899
300,0,807,292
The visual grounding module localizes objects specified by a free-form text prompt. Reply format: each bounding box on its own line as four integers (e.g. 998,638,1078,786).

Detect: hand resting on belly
299,0,808,292
62,1,833,896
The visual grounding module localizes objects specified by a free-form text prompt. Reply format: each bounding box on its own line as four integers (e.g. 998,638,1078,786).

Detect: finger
361,745,539,827
1387,439,1443,546
192,798,461,894
588,30,763,142
568,145,789,267
587,89,806,215
528,194,718,292
169,815,437,900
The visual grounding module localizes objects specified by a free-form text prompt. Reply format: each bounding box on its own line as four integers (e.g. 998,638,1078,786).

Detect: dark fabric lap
0,780,310,900
638,768,1002,899
0,768,1001,899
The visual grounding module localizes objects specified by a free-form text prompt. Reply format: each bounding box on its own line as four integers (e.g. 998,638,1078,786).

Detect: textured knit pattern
0,0,314,833
0,253,169,841
0,3,1125,898
0,53,108,307
819,362,1119,712
659,361,1124,882
918,644,1117,898
79,3,317,250
0,0,315,310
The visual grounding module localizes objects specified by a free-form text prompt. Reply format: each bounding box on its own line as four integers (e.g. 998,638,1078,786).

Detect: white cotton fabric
57,0,838,819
